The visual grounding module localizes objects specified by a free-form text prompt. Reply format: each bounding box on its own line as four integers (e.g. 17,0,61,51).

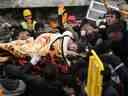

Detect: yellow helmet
23,9,32,17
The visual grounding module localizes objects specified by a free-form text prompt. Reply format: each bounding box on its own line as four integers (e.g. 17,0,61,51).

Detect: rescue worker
20,9,40,38
98,9,128,96
104,10,128,62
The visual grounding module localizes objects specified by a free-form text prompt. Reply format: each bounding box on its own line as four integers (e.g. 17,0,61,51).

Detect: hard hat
23,9,32,17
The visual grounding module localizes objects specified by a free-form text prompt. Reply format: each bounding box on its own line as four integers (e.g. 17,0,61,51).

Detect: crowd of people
0,3,128,96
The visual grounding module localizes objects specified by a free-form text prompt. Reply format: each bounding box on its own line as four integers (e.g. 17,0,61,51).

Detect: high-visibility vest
21,20,37,31
85,50,104,96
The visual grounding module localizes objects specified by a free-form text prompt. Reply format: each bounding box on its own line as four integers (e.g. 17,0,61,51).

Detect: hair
80,18,97,30
80,18,88,29
106,9,121,19
48,18,57,24
47,14,58,24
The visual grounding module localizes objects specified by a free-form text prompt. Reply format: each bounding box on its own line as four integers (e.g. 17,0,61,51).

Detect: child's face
49,20,58,29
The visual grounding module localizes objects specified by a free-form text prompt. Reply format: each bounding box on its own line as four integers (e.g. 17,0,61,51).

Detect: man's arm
57,3,65,32
0,56,9,63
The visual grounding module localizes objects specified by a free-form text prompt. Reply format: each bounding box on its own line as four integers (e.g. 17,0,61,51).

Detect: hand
58,3,64,9
0,56,9,63
58,3,65,15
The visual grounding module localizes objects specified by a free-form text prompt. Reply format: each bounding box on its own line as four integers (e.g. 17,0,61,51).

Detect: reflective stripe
21,20,37,30
108,63,124,73
114,63,124,72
